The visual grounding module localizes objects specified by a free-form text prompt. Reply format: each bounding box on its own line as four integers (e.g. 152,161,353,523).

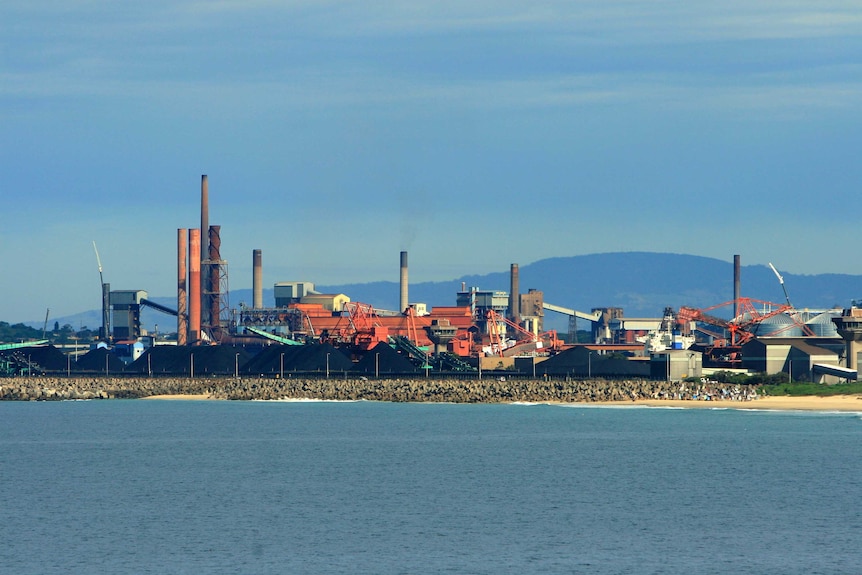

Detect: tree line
0,321,97,344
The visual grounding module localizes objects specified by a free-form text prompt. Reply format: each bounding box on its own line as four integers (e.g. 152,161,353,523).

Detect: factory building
519,289,544,334
740,338,846,383
300,294,350,313
110,290,147,341
274,282,317,307
457,288,509,334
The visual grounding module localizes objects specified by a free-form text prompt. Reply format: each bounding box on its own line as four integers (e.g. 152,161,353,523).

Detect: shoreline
140,393,862,412
3,377,861,411
589,395,862,412
141,393,215,400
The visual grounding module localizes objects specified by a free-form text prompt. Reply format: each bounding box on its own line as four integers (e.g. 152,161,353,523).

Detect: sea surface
1,400,861,575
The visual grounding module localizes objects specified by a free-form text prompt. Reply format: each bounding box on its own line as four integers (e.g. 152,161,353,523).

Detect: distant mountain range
38,252,862,334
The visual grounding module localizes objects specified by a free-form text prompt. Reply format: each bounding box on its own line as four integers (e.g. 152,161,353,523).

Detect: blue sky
2,1,861,324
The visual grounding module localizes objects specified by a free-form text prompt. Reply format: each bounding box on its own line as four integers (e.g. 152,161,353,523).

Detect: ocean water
1,401,860,575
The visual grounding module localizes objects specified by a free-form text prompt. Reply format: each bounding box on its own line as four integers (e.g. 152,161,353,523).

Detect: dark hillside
38,252,862,333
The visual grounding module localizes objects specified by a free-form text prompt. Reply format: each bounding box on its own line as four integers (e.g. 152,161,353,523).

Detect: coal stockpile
0,344,68,373
352,342,420,375
537,347,650,377
76,347,127,373
127,345,256,375
241,343,353,375
0,345,67,375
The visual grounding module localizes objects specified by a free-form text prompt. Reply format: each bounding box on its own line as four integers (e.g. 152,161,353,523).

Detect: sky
2,1,861,324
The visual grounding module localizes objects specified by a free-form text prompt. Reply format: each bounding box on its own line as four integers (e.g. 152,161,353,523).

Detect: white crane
768,262,793,308
93,241,110,341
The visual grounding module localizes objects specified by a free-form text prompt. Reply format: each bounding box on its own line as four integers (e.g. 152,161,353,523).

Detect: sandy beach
597,394,862,412
141,394,215,400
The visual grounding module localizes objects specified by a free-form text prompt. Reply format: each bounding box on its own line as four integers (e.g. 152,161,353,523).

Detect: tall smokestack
208,225,221,333
399,251,408,313
510,263,520,323
253,249,263,309
733,254,741,319
200,175,210,329
189,228,201,344
177,228,188,346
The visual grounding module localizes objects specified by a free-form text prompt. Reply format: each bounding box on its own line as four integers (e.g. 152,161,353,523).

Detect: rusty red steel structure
189,228,201,344
320,302,392,351
485,309,561,357
206,225,223,340
677,297,815,348
177,228,188,346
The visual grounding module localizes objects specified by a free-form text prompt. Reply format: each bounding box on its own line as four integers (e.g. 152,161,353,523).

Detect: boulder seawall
0,376,750,403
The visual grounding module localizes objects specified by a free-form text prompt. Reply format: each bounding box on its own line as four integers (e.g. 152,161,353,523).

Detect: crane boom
768,262,792,308
92,241,103,276
93,241,110,342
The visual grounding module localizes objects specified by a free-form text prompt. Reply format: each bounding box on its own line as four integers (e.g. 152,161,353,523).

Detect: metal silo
751,313,804,338
805,311,840,337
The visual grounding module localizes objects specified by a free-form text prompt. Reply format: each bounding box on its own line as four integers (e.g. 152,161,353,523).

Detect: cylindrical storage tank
806,311,840,337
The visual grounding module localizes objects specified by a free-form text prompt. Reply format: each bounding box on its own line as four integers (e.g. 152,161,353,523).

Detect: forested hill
33,252,862,333
315,252,860,320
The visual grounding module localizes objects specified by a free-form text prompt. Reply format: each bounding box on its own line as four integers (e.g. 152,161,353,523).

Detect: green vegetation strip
758,382,862,397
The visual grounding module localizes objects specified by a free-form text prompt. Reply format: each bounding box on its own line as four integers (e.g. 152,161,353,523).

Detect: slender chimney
189,228,201,344
177,228,188,346
102,282,111,343
200,175,210,329
733,254,741,319
509,263,520,323
399,251,408,313
208,225,221,332
253,249,263,309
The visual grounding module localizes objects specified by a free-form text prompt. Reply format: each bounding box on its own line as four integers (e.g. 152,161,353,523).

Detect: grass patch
759,382,862,397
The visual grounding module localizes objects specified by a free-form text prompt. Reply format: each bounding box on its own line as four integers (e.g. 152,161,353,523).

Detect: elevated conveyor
390,336,432,368
141,298,182,317
434,352,476,372
245,326,303,345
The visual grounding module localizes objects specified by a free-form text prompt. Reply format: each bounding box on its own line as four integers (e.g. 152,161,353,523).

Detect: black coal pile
75,347,127,373
127,345,256,375
242,343,352,375
352,342,420,375
0,344,69,373
537,347,650,377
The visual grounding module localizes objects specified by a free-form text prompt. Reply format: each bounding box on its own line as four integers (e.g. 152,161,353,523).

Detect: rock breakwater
0,376,755,403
